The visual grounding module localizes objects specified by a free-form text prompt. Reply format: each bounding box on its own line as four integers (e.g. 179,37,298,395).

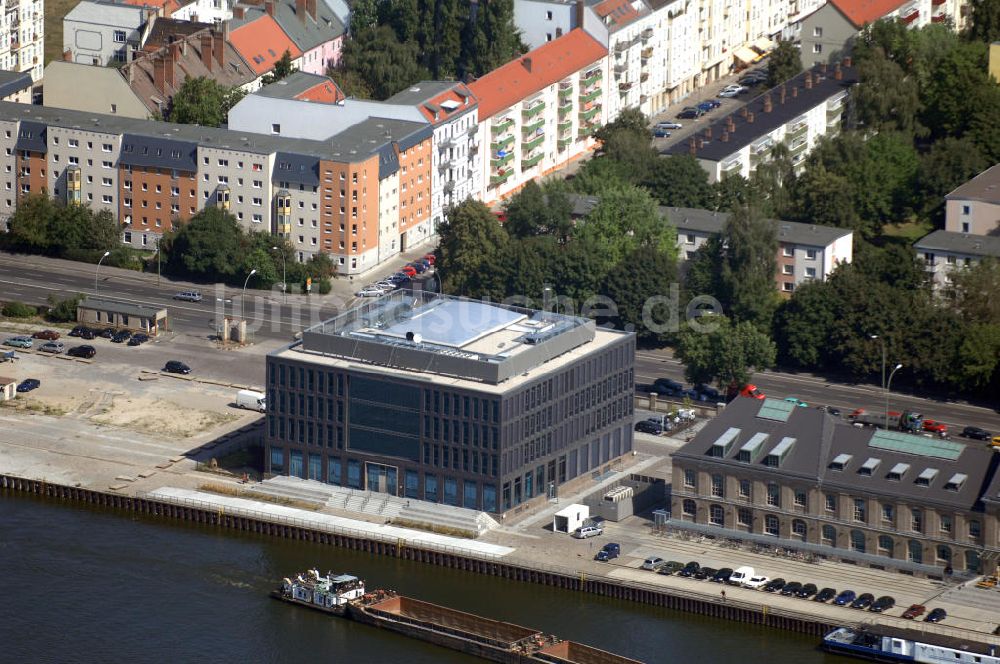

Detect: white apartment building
2,0,44,81
665,63,854,182
63,0,145,67
914,231,1000,291
172,0,234,23
468,29,608,204
944,164,1000,236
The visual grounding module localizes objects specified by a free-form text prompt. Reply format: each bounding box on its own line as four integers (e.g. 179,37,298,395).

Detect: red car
401,265,417,277
740,384,765,400
902,604,926,619
423,253,436,265
32,330,60,340
923,420,948,434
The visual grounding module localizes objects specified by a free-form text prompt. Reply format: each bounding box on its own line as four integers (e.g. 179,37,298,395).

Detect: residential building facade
665,62,856,182
671,397,1000,575
63,0,146,66
43,61,151,118
1,0,44,81
914,230,1000,291
0,70,32,103
944,163,1000,236
264,291,636,513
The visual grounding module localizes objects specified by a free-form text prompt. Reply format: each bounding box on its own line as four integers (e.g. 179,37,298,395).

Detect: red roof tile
828,0,908,28
295,80,345,104
593,0,640,28
119,0,181,16
229,15,302,75
417,83,477,124
468,29,606,120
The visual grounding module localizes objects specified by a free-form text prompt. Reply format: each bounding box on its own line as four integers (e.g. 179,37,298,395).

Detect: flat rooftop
275,292,626,390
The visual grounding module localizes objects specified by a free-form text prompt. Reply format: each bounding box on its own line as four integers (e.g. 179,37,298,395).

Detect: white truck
236,389,266,412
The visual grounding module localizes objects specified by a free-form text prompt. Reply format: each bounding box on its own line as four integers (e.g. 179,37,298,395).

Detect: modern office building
664,62,857,182
671,397,1000,575
264,291,636,513
944,163,1000,236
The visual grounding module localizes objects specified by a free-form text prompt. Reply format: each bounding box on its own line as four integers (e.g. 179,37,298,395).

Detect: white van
727,566,755,586
236,389,266,412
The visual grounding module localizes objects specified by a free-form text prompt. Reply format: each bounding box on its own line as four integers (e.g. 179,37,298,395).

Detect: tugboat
822,625,1000,663
272,570,367,615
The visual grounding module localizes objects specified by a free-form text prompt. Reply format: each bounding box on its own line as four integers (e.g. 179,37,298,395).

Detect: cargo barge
822,625,1000,663
274,570,644,664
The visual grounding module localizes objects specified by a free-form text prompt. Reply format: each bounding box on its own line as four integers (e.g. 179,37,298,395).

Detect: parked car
656,121,683,130
718,85,747,98
780,582,803,596
642,556,666,571
78,328,95,340
925,608,947,623
634,420,663,434
356,287,386,298
111,330,132,344
4,336,32,348
677,107,704,119
693,385,721,403
67,344,96,359
652,378,685,396
173,291,203,302
922,420,948,434
850,593,875,610
164,360,191,375
700,99,721,109
38,341,65,354
727,566,754,586
658,561,685,575
128,333,149,346
571,525,603,539
711,568,734,583
694,566,717,580
32,330,60,340
423,254,436,265
595,543,621,562
796,583,818,599
739,74,768,86
17,378,40,392
833,590,857,606
68,326,87,337
762,578,786,593
400,265,417,277
98,328,115,339
696,101,715,113
743,575,770,590
961,426,992,440
678,561,701,577
870,596,895,613
902,604,926,619
408,262,428,274
653,127,672,138
815,588,837,603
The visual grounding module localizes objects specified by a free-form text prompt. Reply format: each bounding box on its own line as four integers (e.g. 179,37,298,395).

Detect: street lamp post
241,269,257,321
271,246,286,301
885,363,903,431
95,250,111,295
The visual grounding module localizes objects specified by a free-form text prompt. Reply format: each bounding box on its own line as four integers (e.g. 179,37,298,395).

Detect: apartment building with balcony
468,29,608,204
648,0,699,106
913,230,1000,291
665,62,856,183
671,397,1000,576
1,0,44,81
386,81,481,237
800,0,967,67
944,163,1000,236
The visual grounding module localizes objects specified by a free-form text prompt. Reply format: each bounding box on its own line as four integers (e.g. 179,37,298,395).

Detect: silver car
173,290,202,302
38,341,65,354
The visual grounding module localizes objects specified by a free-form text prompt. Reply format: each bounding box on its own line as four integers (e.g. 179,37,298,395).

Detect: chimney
834,63,842,80
792,86,798,98
747,112,754,123
722,130,729,142
820,62,827,75
704,127,712,140
125,63,133,84
763,94,772,113
191,12,198,23
164,50,176,88
177,35,187,56
523,56,532,71
805,71,813,89
265,0,274,16
213,28,225,66
296,0,306,22
741,106,748,118
201,34,214,71
234,6,245,19
779,85,786,104
576,0,585,27
62,48,72,61
843,56,852,67
169,40,181,63
153,57,166,93
306,0,317,20
689,137,696,155
727,116,735,133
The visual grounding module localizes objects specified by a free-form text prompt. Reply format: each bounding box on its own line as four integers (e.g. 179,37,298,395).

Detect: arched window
965,550,980,573
764,514,779,535
878,535,894,558
850,529,866,553
791,519,807,540
936,545,952,563
682,499,696,518
709,504,724,525
908,540,923,564
821,525,836,546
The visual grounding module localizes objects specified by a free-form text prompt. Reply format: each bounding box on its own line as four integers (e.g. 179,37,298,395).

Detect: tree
772,280,838,367
851,49,921,134
260,50,297,86
948,257,1000,325
915,138,988,220
436,200,508,297
603,245,677,340
339,26,430,99
790,164,864,232
594,108,651,144
955,323,1000,390
46,293,85,322
683,234,725,303
967,0,1000,44
463,0,524,76
168,77,233,127
919,40,989,138
767,40,802,87
2,194,56,252
575,184,676,272
327,67,374,99
160,207,245,283
642,155,714,209
720,201,778,330
502,180,572,240
675,316,777,388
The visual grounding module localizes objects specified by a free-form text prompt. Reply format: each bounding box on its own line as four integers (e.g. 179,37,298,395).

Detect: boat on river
822,625,1000,663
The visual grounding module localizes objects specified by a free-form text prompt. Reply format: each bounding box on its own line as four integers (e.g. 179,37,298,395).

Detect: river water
0,494,852,663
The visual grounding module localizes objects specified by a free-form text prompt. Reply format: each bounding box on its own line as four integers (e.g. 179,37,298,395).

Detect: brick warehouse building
265,292,636,513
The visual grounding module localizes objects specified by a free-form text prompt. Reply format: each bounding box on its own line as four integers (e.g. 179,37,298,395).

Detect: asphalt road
634,349,1000,437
